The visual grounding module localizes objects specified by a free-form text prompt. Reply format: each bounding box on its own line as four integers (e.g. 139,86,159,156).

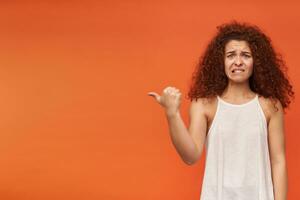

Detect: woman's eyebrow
241,51,251,54
226,50,236,54
226,50,251,54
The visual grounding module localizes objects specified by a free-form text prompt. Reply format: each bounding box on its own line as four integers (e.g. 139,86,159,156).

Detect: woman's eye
227,54,234,58
243,54,251,58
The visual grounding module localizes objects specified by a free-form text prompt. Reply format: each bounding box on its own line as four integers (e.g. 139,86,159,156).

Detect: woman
148,21,294,200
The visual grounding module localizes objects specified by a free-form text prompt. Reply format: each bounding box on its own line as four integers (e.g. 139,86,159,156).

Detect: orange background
0,0,299,199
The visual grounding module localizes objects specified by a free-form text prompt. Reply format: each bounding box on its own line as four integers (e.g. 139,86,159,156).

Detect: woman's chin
228,77,249,84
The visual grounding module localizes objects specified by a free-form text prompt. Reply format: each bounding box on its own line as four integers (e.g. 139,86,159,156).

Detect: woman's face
224,40,254,83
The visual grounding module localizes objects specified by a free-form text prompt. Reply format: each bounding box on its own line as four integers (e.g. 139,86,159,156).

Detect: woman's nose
234,56,243,65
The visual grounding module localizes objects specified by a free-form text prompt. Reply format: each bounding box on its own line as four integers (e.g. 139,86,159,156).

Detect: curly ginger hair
187,20,295,111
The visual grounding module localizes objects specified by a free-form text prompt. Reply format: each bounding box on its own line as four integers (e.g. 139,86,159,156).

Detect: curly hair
187,20,295,111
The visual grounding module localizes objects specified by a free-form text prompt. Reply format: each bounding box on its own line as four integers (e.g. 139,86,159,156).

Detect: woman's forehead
225,40,251,52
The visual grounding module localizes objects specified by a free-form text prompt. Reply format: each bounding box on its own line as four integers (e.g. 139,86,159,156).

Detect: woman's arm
148,87,207,165
268,100,288,200
165,99,207,165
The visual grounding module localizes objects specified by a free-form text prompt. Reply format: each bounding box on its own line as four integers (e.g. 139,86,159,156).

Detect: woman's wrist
165,108,180,118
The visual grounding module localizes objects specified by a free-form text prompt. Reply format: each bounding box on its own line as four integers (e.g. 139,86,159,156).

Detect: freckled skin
224,40,254,84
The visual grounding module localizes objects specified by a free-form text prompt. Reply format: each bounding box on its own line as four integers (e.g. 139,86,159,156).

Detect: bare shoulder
189,97,217,117
258,95,284,125
189,96,218,133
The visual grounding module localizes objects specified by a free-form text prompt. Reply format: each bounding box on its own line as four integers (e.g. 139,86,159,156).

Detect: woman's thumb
147,92,161,102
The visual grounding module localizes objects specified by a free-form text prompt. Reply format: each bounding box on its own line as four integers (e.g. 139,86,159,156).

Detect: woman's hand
147,86,182,116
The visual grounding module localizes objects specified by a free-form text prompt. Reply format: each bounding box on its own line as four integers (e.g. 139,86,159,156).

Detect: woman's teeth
232,69,244,73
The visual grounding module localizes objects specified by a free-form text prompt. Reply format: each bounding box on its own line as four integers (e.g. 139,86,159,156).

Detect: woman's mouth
232,69,245,73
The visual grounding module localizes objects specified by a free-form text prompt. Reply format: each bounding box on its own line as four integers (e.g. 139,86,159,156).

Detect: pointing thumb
147,92,161,102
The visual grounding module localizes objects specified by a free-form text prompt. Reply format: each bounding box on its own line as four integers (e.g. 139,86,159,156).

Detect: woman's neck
221,81,255,100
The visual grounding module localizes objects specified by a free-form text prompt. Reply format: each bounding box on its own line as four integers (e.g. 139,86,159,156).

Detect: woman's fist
148,86,182,115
